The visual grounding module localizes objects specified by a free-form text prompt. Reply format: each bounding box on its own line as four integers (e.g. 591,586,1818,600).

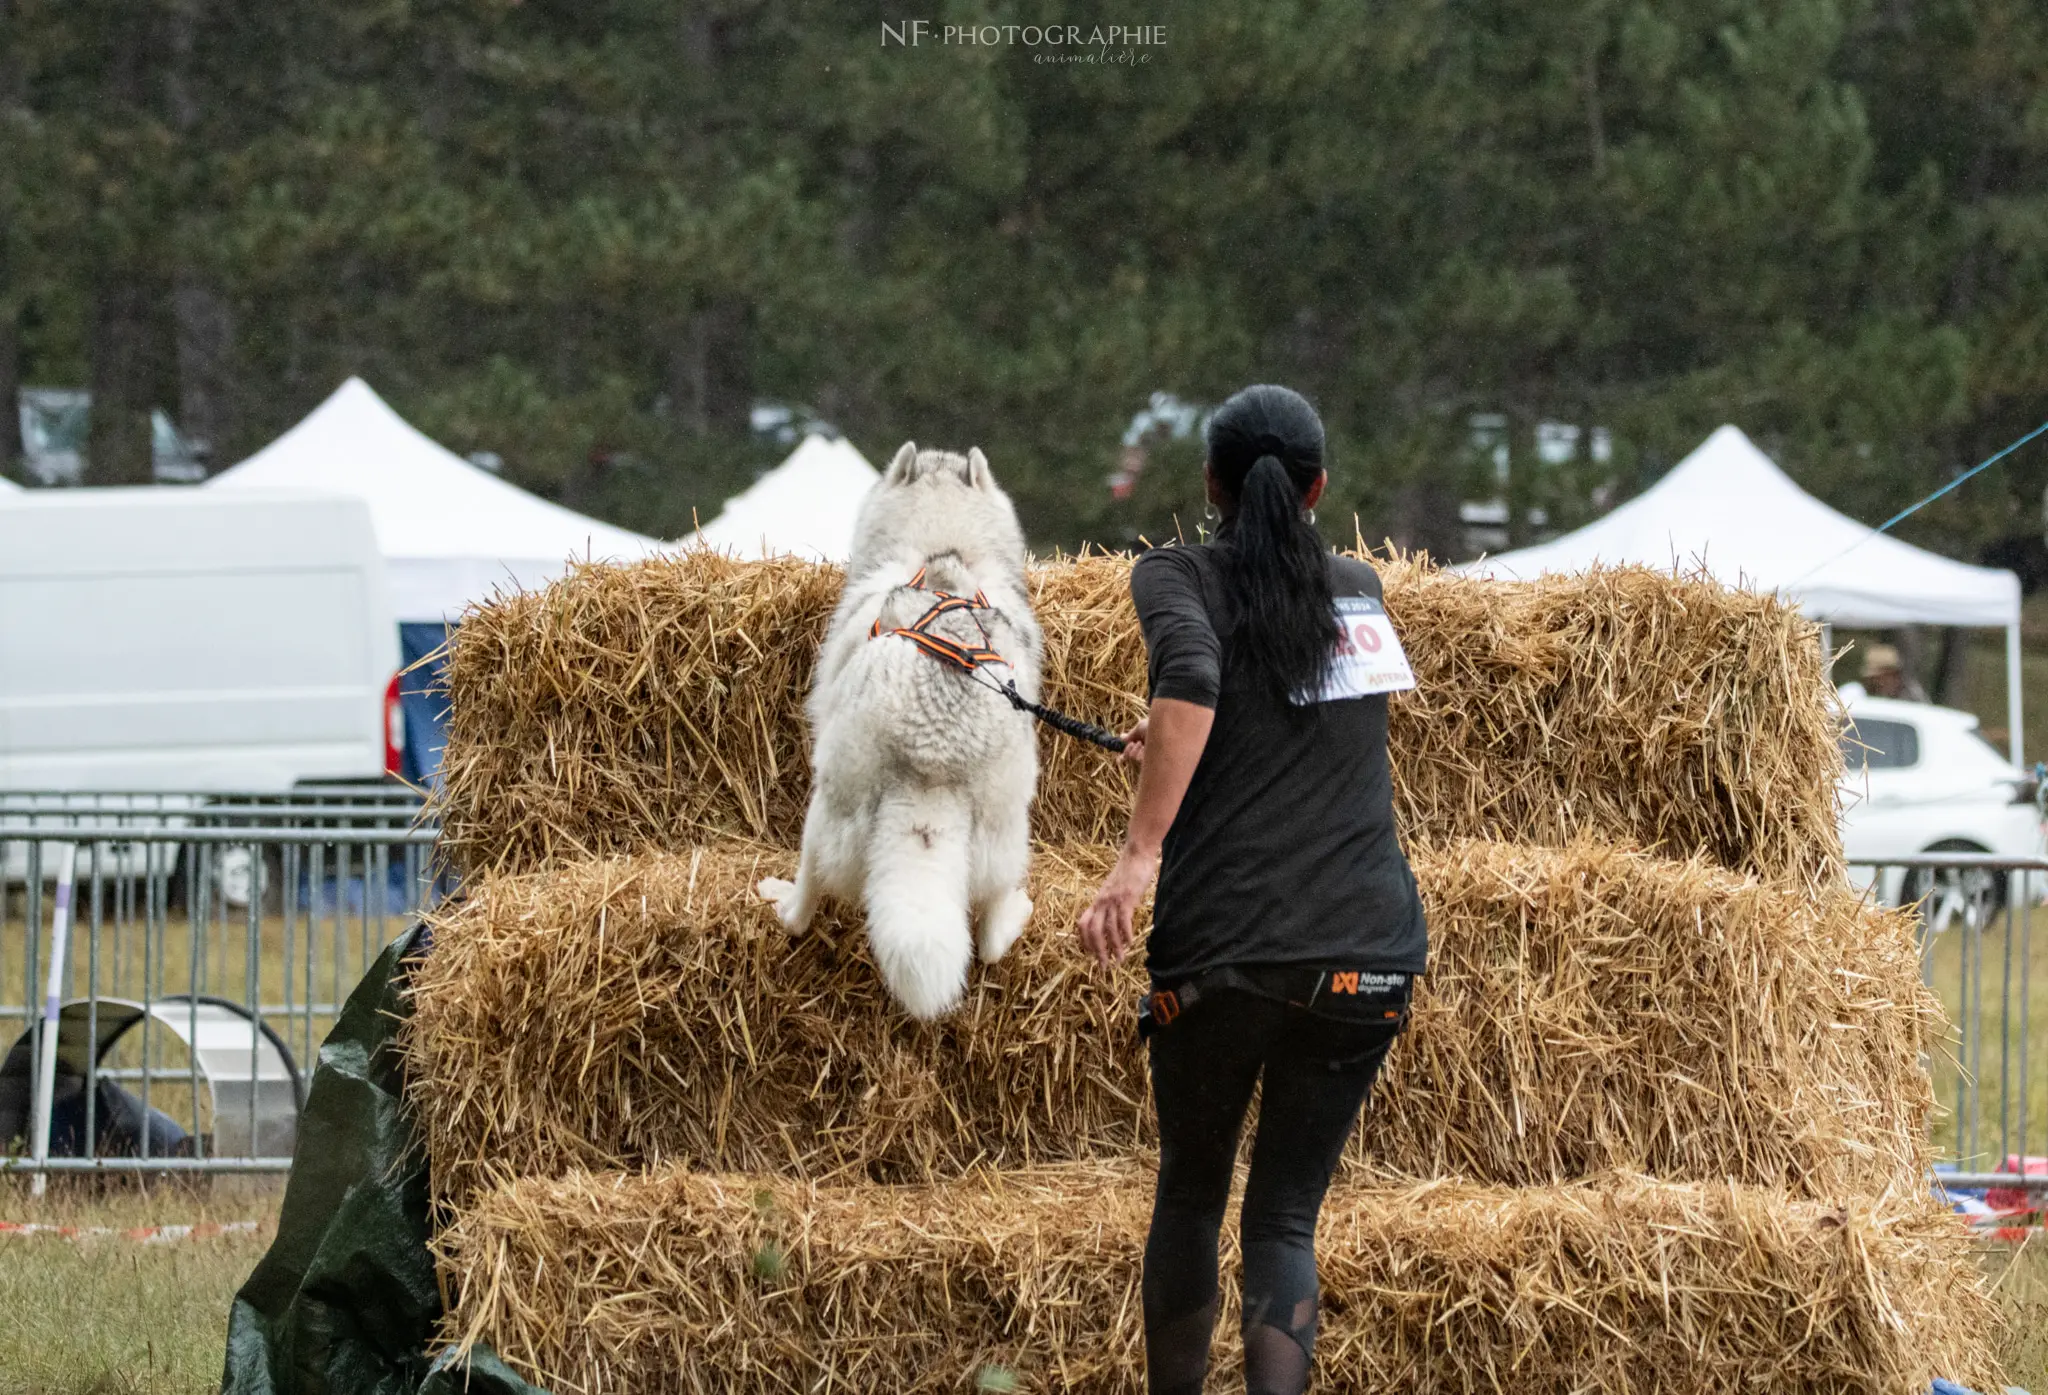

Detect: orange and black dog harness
868,565,1005,674
869,565,1129,753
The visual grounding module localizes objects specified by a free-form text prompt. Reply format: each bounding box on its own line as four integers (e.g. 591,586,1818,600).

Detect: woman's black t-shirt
1129,540,1428,983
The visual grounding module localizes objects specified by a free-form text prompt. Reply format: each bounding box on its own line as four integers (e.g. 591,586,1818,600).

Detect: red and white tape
0,1219,265,1244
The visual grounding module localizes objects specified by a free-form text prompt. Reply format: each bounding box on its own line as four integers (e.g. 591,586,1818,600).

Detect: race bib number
1293,595,1416,705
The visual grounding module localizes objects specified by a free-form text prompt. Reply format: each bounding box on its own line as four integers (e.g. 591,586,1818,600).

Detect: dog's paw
978,890,1032,964
756,877,809,933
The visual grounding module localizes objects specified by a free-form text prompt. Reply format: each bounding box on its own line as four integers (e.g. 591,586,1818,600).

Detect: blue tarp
398,622,453,787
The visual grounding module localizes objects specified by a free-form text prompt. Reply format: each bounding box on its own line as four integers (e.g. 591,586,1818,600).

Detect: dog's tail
863,786,974,1020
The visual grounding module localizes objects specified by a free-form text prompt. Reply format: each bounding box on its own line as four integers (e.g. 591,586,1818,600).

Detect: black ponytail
1205,385,1339,699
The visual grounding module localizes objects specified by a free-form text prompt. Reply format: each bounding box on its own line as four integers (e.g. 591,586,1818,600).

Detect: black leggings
1143,985,1404,1395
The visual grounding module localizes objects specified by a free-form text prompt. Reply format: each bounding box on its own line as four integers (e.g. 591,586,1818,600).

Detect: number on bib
1294,595,1416,704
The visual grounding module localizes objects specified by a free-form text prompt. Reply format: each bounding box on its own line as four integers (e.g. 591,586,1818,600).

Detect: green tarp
220,925,546,1395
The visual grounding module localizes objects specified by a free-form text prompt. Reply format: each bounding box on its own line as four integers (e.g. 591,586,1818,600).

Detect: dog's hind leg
758,797,830,934
971,799,1033,965
864,787,973,1019
976,886,1032,966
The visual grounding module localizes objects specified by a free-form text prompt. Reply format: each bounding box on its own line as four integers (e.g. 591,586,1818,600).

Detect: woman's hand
1118,717,1149,764
1078,845,1157,967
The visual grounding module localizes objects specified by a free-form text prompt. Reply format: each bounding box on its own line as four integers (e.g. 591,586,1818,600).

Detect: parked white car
1839,693,2044,929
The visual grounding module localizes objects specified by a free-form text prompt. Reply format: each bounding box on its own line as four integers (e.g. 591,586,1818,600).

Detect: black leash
988,676,1127,754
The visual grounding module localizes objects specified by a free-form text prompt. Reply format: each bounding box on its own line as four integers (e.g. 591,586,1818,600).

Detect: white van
0,488,401,792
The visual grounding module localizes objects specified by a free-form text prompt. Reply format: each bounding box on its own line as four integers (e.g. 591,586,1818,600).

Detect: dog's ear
966,447,994,491
885,442,919,483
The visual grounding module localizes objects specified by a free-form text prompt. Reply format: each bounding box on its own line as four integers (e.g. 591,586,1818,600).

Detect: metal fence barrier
2,813,440,1179
0,787,425,824
1850,852,2048,1191
0,788,428,891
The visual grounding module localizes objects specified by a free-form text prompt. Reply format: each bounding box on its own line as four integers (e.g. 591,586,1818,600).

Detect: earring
1202,502,1219,523
1308,508,1317,525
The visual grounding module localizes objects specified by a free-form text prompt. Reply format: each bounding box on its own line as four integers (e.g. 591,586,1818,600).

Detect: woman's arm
1077,697,1215,967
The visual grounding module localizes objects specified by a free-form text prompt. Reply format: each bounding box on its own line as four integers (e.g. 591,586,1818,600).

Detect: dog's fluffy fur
757,442,1043,1018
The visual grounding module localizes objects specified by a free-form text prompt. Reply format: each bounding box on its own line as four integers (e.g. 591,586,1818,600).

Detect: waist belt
1138,964,1411,1039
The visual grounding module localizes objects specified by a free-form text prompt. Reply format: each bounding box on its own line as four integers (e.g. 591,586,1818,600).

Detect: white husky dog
757,442,1043,1018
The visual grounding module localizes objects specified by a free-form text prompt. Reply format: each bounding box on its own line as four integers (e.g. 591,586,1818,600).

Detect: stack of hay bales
407,551,2001,1394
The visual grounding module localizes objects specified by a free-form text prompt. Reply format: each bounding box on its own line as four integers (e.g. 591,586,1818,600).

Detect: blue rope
1870,418,2048,535
1790,417,2048,586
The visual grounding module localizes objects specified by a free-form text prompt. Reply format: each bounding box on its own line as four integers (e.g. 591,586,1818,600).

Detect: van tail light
384,673,407,778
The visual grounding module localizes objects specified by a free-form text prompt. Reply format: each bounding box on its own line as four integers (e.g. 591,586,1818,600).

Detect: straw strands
1377,838,1934,1198
407,841,1143,1207
435,1164,2001,1395
433,550,1845,885
435,553,839,873
403,838,1933,1210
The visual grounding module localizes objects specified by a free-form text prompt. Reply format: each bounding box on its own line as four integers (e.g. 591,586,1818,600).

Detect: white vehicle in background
1839,694,2045,930
0,488,405,896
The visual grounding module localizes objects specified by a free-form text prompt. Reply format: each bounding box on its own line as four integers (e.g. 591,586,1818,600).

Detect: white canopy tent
686,433,879,562
1460,425,2027,762
0,476,21,493
208,377,666,621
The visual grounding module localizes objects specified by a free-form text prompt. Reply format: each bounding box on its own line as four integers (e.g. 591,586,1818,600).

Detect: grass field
0,1181,281,1395
1924,903,2048,1169
1979,1242,2048,1393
